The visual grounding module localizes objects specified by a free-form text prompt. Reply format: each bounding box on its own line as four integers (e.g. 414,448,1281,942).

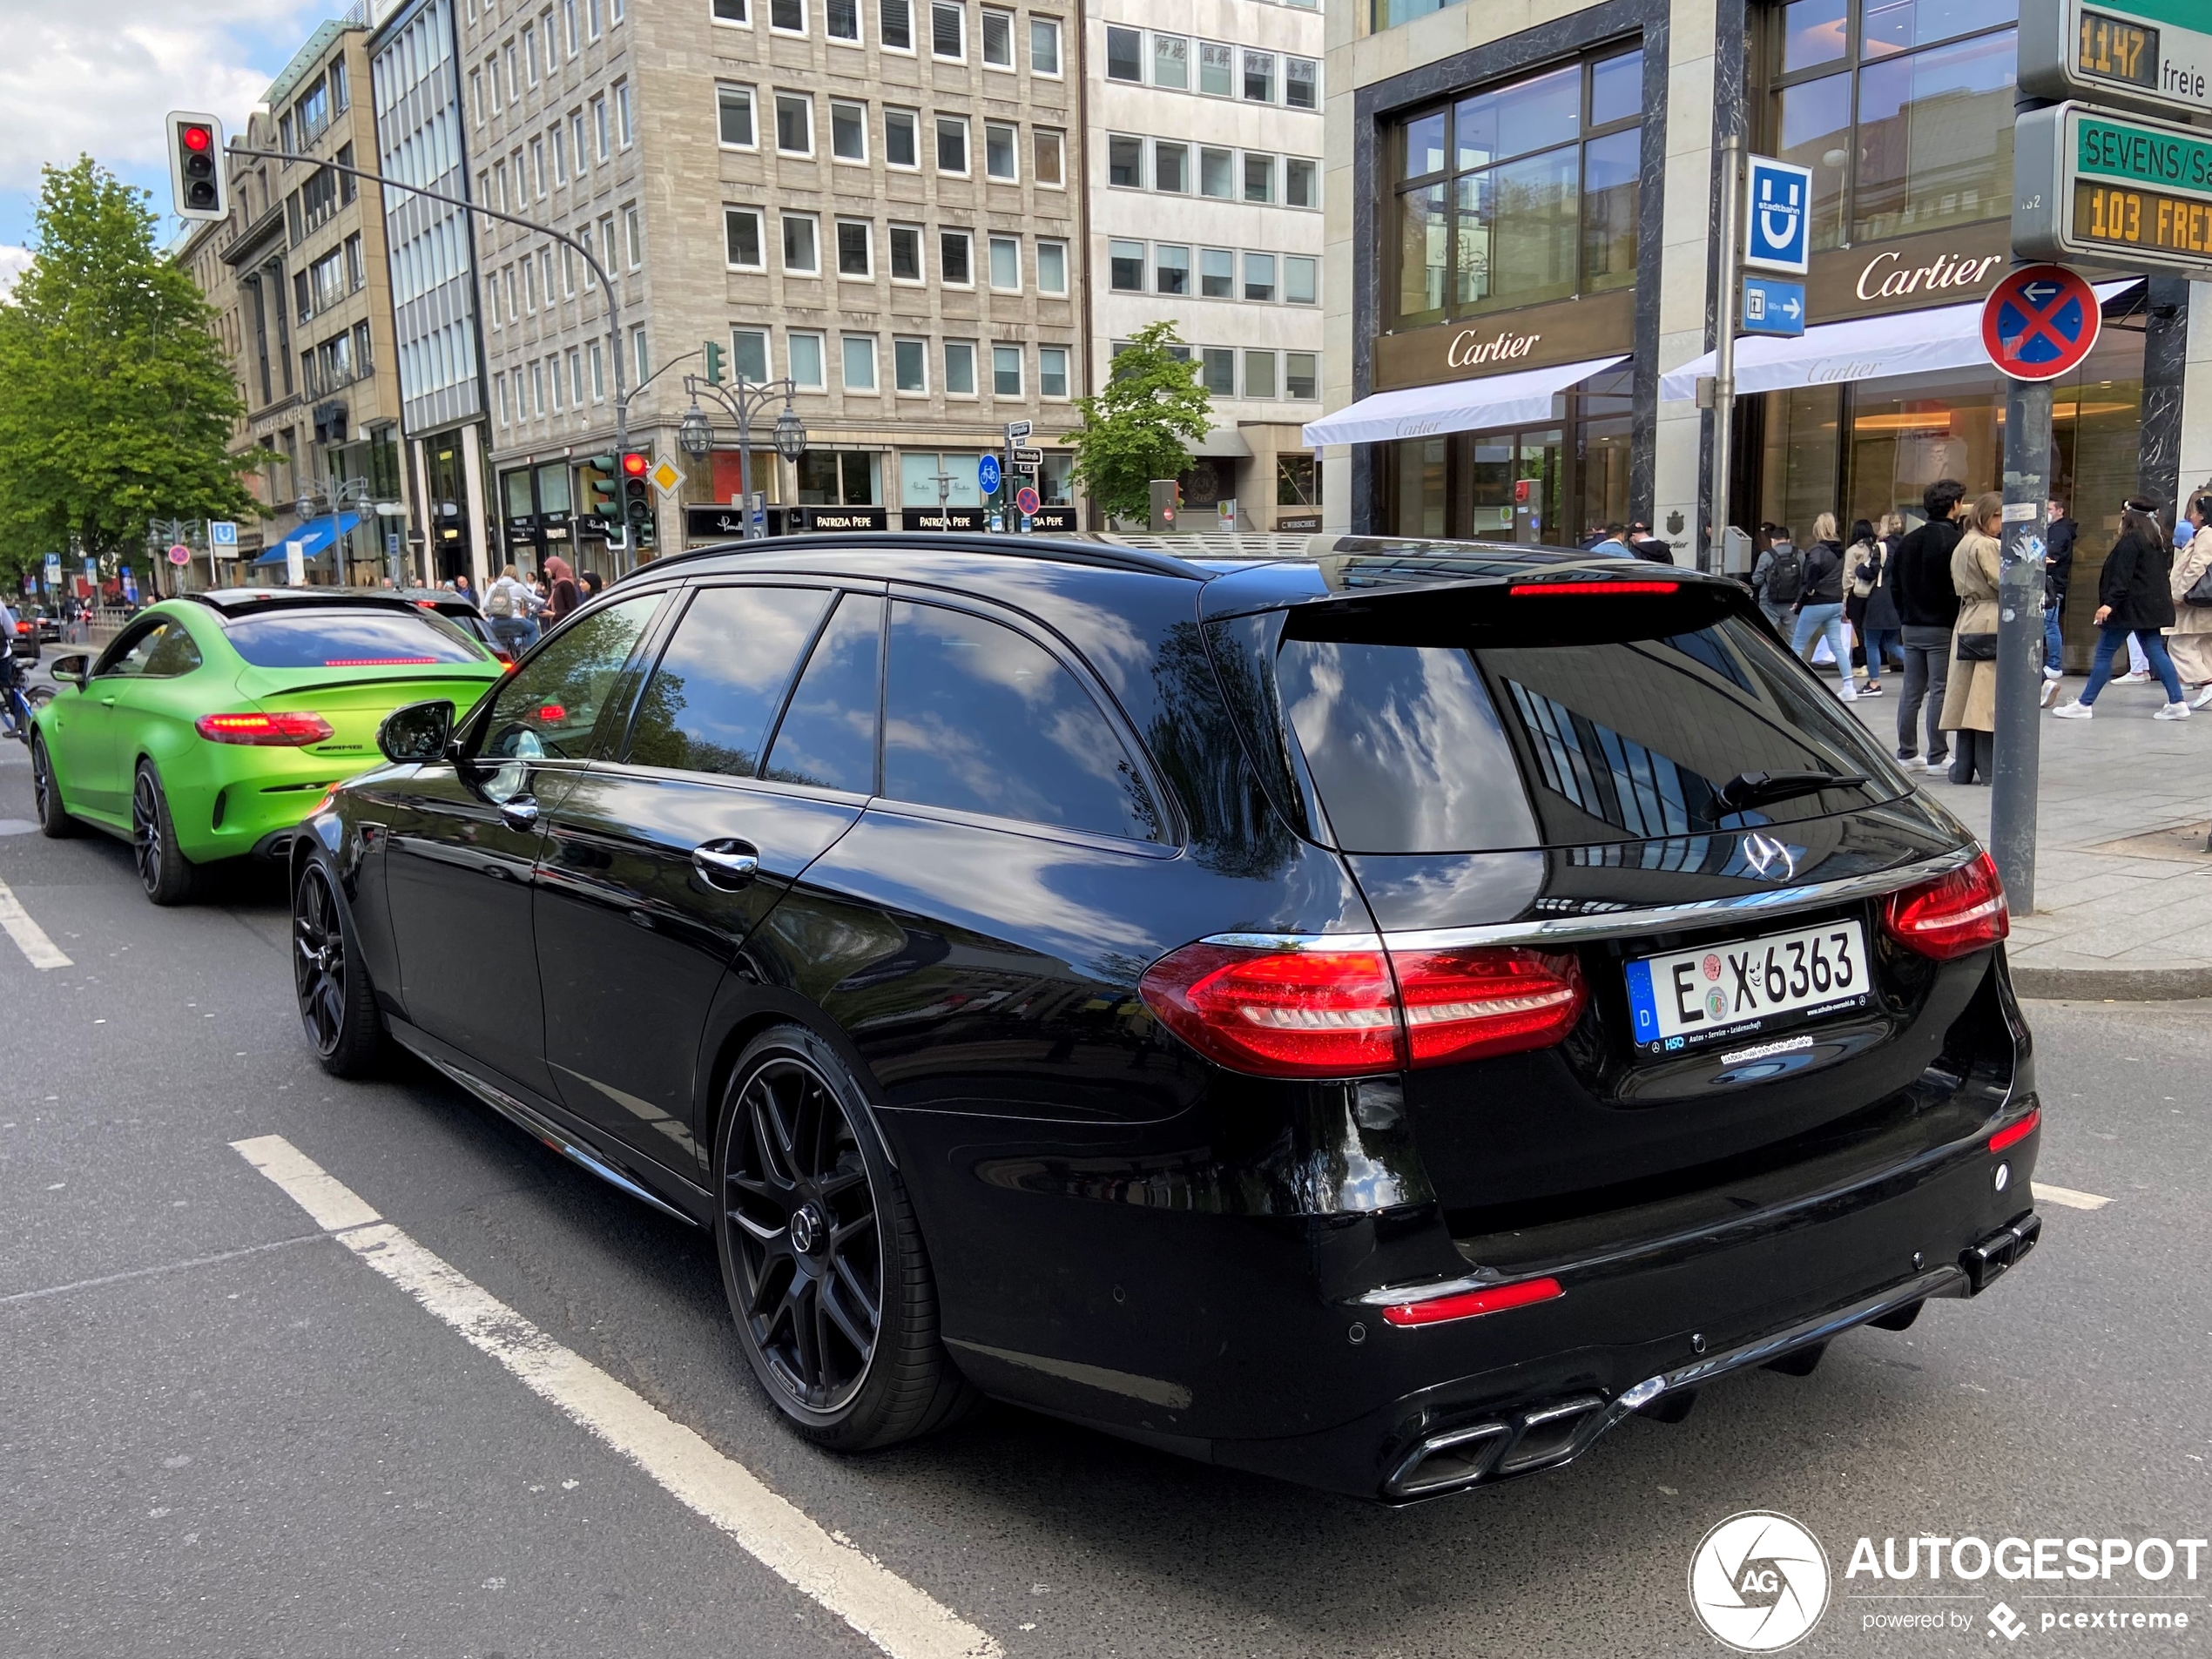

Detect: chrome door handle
691,842,759,887
498,795,540,831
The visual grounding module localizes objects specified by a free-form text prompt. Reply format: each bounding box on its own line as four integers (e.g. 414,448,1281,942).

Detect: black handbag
2187,565,2212,606
1956,632,1998,661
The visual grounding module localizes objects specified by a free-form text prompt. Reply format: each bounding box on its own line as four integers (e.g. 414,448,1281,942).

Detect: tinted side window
95,622,166,678
625,586,830,778
141,626,206,678
482,594,663,762
761,592,881,793
883,600,1160,840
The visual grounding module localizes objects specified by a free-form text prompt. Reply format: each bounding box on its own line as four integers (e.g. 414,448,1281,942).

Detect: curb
2011,964,2212,1001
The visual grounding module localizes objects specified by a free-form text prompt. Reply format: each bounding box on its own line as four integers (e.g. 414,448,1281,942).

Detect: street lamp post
678,377,806,541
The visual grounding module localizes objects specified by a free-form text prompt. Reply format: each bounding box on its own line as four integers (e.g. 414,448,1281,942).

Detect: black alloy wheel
30,734,74,839
131,762,196,906
292,858,382,1076
716,1026,974,1450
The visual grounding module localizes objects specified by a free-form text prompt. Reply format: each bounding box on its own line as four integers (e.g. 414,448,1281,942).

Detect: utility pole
1705,133,1743,576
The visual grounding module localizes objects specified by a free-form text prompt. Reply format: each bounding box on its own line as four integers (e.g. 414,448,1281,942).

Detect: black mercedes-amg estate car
289,534,2040,1501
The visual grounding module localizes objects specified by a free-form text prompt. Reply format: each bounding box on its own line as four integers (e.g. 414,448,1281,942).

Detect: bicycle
1,678,44,742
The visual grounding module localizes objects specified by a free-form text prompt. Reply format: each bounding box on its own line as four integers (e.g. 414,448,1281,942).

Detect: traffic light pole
219,145,631,464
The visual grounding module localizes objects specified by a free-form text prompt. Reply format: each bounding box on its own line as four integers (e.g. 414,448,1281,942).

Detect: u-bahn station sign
2015,102,2212,276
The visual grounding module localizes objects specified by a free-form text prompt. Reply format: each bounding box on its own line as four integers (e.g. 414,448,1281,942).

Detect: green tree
0,158,253,586
1066,320,1212,525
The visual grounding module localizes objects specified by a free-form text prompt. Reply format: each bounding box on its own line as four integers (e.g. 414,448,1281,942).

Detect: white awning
1659,281,2143,402
1188,428,1251,458
1303,354,1629,448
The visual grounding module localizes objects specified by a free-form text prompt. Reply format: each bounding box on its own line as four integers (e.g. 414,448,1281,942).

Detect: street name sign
2015,102,2212,276
2021,0,2212,119
1742,276,1807,336
1981,264,2103,381
1003,420,1031,442
1743,156,1815,273
1011,446,1044,465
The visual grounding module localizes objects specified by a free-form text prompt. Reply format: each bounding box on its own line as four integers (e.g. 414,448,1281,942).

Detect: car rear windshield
223,607,490,670
1238,593,1898,853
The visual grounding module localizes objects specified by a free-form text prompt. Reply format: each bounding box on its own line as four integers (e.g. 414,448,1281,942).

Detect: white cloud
0,0,326,193
0,245,30,293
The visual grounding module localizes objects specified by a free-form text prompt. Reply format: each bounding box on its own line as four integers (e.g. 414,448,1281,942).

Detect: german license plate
1623,918,1871,1057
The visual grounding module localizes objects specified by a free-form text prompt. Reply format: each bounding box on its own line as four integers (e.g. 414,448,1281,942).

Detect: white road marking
0,874,71,968
231,1135,1001,1659
2031,1181,2113,1211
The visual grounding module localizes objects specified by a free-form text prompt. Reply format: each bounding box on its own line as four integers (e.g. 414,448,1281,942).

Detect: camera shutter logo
1689,1511,1831,1651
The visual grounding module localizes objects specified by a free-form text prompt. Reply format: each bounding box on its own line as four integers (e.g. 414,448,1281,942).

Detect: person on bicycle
0,597,21,736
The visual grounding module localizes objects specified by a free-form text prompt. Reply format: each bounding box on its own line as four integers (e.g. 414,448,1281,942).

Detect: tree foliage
1066,320,1213,525
0,158,253,583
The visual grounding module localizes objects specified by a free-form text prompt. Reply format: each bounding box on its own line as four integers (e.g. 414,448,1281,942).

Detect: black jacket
2045,516,2076,608
2097,529,2175,632
1799,539,1846,605
1629,535,1675,565
1893,516,1963,627
1858,539,1903,631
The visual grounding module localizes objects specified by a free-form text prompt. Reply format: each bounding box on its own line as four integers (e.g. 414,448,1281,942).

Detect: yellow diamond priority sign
651,460,682,496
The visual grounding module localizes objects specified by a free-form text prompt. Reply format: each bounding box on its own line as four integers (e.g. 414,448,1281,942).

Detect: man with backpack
1892,479,1966,773
1750,529,1804,633
483,563,543,656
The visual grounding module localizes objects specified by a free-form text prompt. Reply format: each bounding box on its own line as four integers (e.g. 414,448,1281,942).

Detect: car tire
715,1024,976,1452
292,856,383,1077
30,734,76,839
131,761,199,905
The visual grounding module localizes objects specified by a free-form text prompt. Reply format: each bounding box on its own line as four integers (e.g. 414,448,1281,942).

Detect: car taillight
1137,941,1584,1079
1988,1108,2039,1154
1379,1275,1563,1329
1882,851,2007,960
195,711,335,745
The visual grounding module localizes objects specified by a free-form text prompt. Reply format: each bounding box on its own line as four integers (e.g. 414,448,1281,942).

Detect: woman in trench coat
1939,491,2005,785
2168,491,2212,706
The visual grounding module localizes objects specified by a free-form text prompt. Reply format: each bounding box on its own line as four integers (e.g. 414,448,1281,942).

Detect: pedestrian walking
2040,496,2076,705
543,554,582,623
1937,492,2005,784
1587,523,1635,558
1855,516,1903,695
2167,490,2212,708
2052,498,2192,720
483,563,543,655
1791,513,1857,699
1892,479,1966,772
1627,521,1675,563
579,571,605,600
1750,526,1804,634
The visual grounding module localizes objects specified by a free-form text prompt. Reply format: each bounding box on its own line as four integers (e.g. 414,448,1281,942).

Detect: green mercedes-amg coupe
32,589,509,904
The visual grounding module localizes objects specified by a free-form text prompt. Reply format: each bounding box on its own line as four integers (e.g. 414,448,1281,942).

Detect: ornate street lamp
679,376,808,540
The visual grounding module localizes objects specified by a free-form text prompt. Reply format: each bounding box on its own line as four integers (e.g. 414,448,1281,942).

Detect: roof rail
610,532,1207,585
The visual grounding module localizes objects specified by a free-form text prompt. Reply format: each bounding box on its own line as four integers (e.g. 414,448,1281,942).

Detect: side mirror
377,699,455,764
50,654,88,688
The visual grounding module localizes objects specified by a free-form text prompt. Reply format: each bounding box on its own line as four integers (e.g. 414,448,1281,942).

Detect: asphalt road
0,737,2203,1658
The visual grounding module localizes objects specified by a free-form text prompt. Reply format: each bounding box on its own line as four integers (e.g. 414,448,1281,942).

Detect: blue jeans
2080,625,2182,705
1861,626,1902,678
1791,603,1852,691
2042,604,2064,672
491,616,539,656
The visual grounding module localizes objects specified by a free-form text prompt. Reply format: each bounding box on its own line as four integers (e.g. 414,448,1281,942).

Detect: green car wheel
132,762,198,906
30,734,75,840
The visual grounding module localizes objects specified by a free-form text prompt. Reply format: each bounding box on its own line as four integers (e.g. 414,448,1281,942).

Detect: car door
65,620,175,818
536,583,880,1179
379,592,670,1098
103,621,208,776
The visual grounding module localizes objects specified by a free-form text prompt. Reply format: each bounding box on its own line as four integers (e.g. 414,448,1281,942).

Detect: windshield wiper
1716,769,1867,813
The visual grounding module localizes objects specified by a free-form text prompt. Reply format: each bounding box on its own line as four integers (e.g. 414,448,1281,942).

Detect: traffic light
166,111,227,222
703,341,725,385
583,455,618,517
622,452,652,528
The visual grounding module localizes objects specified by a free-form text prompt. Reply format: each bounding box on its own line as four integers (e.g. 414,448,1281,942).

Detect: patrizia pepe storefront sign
1373,287,1634,391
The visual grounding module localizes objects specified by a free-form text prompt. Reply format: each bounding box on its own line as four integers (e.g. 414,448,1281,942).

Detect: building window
983,234,1018,290
615,80,634,146
529,138,547,197
783,212,819,272
470,68,484,123
1155,141,1189,192
1285,351,1318,400
592,95,610,158
827,0,860,40
772,0,804,30
941,229,972,285
523,22,539,81
1285,254,1318,304
725,206,765,266
885,107,919,167
832,99,867,160
496,371,510,423
1198,41,1233,96
880,0,912,51
631,326,649,386
1036,239,1068,294
1109,239,1144,292
553,126,570,185
837,219,873,276
1038,346,1068,398
572,111,590,172
1199,146,1232,199
1033,128,1063,185
985,122,1017,179
889,222,923,280
1105,25,1141,82
992,345,1022,396
789,331,826,388
931,0,963,58
570,347,585,402
1153,32,1188,88
1244,152,1276,203
894,336,927,392
1244,349,1278,398
777,93,813,153
935,115,967,172
1153,243,1190,295
1028,14,1059,74
1244,252,1276,301
981,7,1012,66
1199,246,1233,298
1244,49,1276,102
1391,47,1647,327
549,352,564,411
1286,56,1319,109
1109,135,1143,189
944,340,976,395
590,339,604,396
843,334,877,391
714,0,749,19
718,85,756,146
733,327,769,381
624,205,644,267
1286,157,1318,208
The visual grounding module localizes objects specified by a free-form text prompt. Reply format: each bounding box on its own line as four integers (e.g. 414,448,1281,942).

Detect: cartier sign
1372,287,1634,392
1809,219,2015,320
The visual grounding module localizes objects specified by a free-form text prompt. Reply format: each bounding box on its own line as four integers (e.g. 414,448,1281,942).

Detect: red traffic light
180,125,212,152
621,452,650,477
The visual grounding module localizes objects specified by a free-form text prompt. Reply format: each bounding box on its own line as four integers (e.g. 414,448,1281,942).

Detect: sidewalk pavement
1847,671,2212,999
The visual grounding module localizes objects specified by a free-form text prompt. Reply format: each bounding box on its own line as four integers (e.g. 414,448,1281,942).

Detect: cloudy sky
0,0,341,285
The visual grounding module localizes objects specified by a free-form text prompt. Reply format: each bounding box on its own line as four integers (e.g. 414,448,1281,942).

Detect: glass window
831,99,866,159
931,0,963,56
837,219,872,276
1109,239,1144,291
944,340,976,395
1109,134,1143,188
1286,56,1318,109
1243,49,1275,101
936,115,968,172
782,213,819,272
732,327,769,381
1775,72,1852,254
776,92,812,152
889,222,923,280
988,235,1020,289
1039,346,1069,398
1199,246,1234,298
772,0,802,25
1029,16,1059,73
1782,0,1849,70
226,609,485,671
1036,239,1068,293
1244,348,1277,398
1285,352,1318,400
1201,347,1234,395
788,331,826,387
1155,141,1189,192
1455,148,1578,310
1243,152,1275,203
479,597,664,769
981,7,1012,64
826,0,859,38
992,344,1022,395
1852,29,2015,240
884,602,1158,839
941,230,971,284
885,107,919,167
1034,128,1064,185
626,588,831,778
985,122,1017,179
1198,41,1232,95
1285,157,1318,208
894,337,927,391
1154,244,1190,294
1198,146,1233,199
880,0,912,49
714,0,747,19
1105,24,1142,80
1591,48,1643,124
1154,32,1188,88
1285,255,1317,305
725,207,763,266
762,592,882,794
843,334,877,389
1243,252,1276,301
1582,128,1641,294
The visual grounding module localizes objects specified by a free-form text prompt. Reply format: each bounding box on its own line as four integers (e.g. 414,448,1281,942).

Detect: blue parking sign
1743,156,1813,275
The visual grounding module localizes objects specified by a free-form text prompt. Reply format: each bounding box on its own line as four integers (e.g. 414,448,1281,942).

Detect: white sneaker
1894,755,1924,772
2193,684,2212,711
2039,678,2060,707
2051,700,2094,718
1837,685,1858,701
2115,670,2153,684
2155,700,2194,720
2042,664,2064,681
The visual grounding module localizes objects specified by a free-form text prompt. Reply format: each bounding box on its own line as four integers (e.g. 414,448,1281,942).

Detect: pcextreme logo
1689,1511,1832,1651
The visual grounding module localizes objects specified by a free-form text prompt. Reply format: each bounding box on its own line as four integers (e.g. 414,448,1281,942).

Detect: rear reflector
1509,581,1680,597
1881,851,2008,960
1381,1276,1564,1328
195,711,335,746
1137,941,1583,1079
1988,1108,2040,1154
